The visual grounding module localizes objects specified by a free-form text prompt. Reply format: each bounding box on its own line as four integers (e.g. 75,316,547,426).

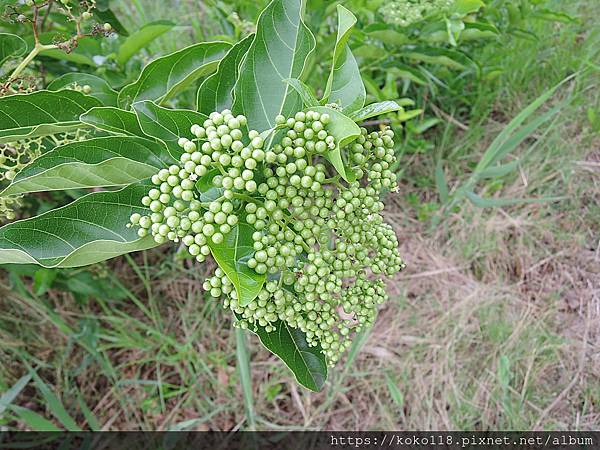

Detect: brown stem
41,0,53,32
31,4,40,44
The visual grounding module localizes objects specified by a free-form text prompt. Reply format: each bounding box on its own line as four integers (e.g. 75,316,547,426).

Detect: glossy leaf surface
1,137,171,195
118,42,231,108
47,73,119,107
208,222,266,307
197,35,253,114
0,90,101,143
232,0,315,132
0,184,157,268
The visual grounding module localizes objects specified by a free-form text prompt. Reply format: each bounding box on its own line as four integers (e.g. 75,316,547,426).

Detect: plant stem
8,44,57,83
235,328,256,430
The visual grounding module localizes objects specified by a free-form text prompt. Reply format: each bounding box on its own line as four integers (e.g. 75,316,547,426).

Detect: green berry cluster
379,0,452,26
0,139,43,183
0,130,90,221
0,139,42,221
0,195,22,222
130,108,405,367
66,82,93,95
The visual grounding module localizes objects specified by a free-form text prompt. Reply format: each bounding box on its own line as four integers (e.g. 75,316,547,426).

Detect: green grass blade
30,371,82,431
435,160,449,203
77,392,101,431
345,327,371,370
0,374,32,416
385,374,404,410
10,405,61,431
477,160,520,179
475,74,575,172
484,105,564,169
236,328,256,431
466,191,565,208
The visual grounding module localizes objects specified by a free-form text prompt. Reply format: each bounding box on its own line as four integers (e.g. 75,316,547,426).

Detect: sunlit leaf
311,106,360,182
132,101,206,156
284,78,319,107
252,320,327,392
80,107,146,137
0,184,157,268
117,20,175,66
0,32,26,68
349,101,400,122
323,5,365,113
1,137,171,195
118,42,231,108
47,73,118,106
208,222,266,306
197,35,253,114
232,0,315,132
0,90,101,143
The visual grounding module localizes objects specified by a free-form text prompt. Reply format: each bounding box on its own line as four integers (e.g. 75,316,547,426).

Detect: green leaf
532,9,577,24
480,104,562,167
312,106,361,182
385,374,404,409
195,168,224,202
349,101,400,122
0,374,31,416
76,392,101,431
33,268,57,295
0,184,158,268
477,160,520,179
47,73,118,107
323,5,365,114
197,35,253,115
398,109,423,122
466,191,565,208
117,20,175,66
118,42,231,108
1,137,171,196
461,22,500,41
397,98,416,107
284,78,319,107
94,0,129,36
232,0,316,132
411,117,441,134
435,160,449,203
352,44,387,61
402,47,477,72
0,90,102,144
387,64,428,86
252,320,327,392
0,33,26,68
235,328,256,429
452,0,485,15
10,406,61,431
208,222,266,307
363,23,408,46
445,17,465,46
132,100,206,157
362,74,385,102
80,107,146,137
475,75,574,172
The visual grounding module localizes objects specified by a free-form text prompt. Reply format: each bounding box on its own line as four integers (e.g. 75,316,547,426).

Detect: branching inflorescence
379,0,453,26
130,108,405,366
0,129,89,221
